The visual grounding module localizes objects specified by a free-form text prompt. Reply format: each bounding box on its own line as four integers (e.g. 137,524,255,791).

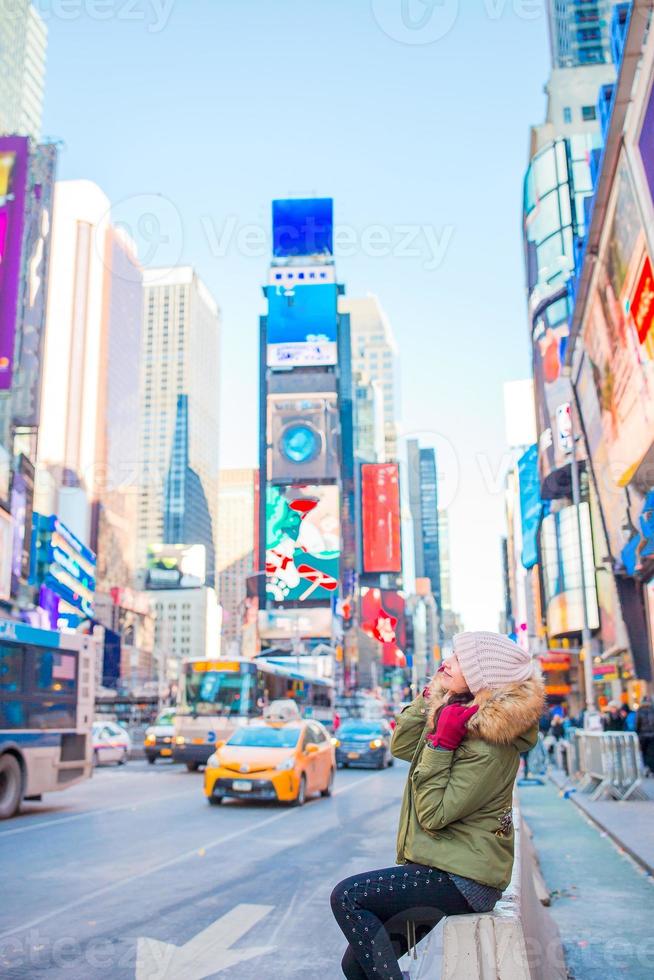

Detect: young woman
330,631,544,980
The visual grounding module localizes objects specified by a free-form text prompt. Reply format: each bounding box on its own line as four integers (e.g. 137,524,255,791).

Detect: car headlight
276,756,296,771
145,734,156,745
206,753,219,768
175,736,185,745
331,738,340,747
370,738,383,749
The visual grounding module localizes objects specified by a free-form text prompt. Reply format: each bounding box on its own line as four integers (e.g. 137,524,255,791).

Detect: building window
582,105,597,122
563,107,572,124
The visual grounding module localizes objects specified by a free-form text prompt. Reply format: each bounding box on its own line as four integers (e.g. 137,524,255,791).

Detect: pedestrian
330,631,544,979
603,701,625,731
636,697,654,774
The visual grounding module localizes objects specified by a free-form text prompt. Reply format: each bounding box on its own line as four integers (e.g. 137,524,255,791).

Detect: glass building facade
548,0,615,68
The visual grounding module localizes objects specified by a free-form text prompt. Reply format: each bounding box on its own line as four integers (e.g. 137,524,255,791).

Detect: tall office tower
548,0,615,68
353,372,385,462
341,294,399,461
438,508,452,613
93,225,143,590
137,267,220,585
36,181,142,566
0,2,47,139
163,395,216,586
149,586,221,677
216,468,257,655
407,440,442,631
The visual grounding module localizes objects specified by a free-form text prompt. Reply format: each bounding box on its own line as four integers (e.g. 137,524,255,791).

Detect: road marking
136,903,274,980
0,772,380,940
0,789,199,837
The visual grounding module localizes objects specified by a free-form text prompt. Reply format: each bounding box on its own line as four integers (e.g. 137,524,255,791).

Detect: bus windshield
181,667,255,717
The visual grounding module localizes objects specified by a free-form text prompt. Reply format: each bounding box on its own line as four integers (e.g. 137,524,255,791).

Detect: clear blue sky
41,0,550,632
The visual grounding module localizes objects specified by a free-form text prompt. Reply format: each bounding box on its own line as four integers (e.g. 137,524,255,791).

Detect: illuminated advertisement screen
581,156,654,486
30,513,97,620
361,587,407,668
257,607,333,640
266,283,337,368
361,464,402,573
146,543,206,589
272,198,333,258
265,484,340,602
0,137,29,391
540,503,599,637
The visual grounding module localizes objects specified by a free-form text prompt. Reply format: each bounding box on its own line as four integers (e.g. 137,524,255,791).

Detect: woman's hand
425,704,478,751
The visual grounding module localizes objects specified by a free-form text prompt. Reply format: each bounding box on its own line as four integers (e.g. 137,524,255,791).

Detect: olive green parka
391,676,545,889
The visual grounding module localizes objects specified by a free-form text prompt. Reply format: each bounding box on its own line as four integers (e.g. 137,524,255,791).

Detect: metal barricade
565,732,647,801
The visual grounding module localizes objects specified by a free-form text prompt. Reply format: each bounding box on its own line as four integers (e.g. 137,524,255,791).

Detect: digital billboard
361,463,402,573
12,143,57,426
257,607,333,640
0,137,29,391
360,587,407,668
267,391,339,481
540,504,600,637
30,513,97,622
266,282,338,368
265,484,340,602
145,544,206,590
272,198,333,259
517,444,545,570
581,157,654,487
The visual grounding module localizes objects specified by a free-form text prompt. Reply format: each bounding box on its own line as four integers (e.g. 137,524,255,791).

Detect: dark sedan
333,720,394,770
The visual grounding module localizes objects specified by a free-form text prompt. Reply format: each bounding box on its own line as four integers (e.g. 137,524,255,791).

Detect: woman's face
437,654,470,695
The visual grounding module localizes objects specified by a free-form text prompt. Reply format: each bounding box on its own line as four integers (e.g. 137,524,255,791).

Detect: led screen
266,283,337,368
361,464,402,573
272,198,333,258
265,484,340,602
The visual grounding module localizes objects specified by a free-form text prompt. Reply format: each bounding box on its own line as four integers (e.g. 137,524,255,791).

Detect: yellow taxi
203,718,335,806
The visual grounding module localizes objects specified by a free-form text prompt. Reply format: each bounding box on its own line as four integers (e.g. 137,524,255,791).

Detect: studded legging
330,863,473,980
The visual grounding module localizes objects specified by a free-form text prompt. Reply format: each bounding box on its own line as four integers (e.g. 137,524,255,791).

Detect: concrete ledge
400,806,566,979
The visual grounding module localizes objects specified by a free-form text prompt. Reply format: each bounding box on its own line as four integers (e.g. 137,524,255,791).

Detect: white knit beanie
453,631,533,694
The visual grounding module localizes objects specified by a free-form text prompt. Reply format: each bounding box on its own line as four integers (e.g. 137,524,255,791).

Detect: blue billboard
272,198,333,258
30,513,96,624
518,444,545,571
266,282,338,368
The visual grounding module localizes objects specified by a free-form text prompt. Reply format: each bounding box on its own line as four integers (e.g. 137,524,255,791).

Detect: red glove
425,704,479,751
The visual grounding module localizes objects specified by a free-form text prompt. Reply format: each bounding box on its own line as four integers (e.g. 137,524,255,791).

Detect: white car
92,722,131,766
144,710,176,763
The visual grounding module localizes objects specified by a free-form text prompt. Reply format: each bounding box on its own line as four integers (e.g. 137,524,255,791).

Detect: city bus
173,657,333,770
0,619,96,818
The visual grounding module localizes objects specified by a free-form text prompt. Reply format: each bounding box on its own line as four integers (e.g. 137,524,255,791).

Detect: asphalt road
0,758,408,980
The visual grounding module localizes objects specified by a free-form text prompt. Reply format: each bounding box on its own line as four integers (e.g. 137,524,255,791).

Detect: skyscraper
216,468,258,655
36,181,142,570
548,1,615,68
138,267,220,584
0,2,47,140
407,440,442,630
163,395,216,586
341,295,399,461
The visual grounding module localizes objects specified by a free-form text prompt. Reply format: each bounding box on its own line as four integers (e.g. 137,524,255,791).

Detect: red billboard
361,463,401,573
361,587,407,667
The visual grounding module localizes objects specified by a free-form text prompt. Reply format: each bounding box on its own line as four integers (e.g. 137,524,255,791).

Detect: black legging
330,863,472,979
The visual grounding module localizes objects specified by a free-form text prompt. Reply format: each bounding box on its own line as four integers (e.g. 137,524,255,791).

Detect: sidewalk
549,768,654,874
518,778,654,979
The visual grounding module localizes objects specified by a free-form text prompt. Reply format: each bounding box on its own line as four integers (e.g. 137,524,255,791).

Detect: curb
549,772,654,877
565,792,654,877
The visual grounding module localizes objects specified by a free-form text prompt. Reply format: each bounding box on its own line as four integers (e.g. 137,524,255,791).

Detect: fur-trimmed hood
426,673,545,749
